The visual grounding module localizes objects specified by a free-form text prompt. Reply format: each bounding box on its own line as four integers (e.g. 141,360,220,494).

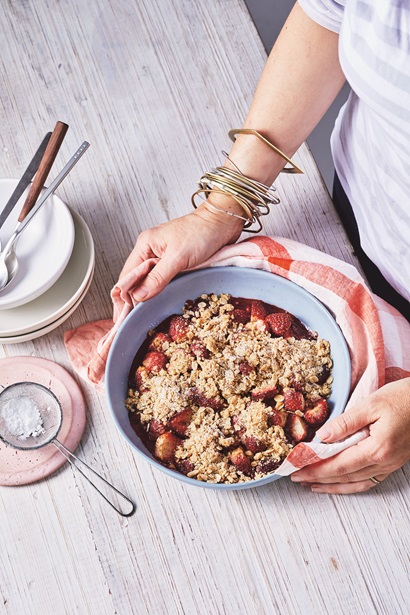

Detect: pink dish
0,356,86,486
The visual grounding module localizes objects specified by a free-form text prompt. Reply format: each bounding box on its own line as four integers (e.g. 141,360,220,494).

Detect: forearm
229,2,345,184
124,4,347,296
198,3,345,234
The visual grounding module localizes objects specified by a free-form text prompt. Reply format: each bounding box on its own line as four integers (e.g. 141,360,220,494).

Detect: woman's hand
291,378,410,494
119,201,244,302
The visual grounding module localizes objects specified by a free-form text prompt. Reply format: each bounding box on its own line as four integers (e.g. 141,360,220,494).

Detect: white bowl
106,267,351,491
0,208,94,337
0,266,94,344
0,179,75,310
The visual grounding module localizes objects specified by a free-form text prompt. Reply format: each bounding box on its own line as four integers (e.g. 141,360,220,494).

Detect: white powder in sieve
0,396,45,440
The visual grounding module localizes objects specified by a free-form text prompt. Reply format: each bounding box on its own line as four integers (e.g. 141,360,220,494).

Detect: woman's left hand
291,378,410,494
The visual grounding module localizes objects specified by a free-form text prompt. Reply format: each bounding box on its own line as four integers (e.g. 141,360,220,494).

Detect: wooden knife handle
17,120,69,222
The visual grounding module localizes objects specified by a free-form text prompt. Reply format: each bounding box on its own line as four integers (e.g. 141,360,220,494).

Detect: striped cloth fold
64,236,410,475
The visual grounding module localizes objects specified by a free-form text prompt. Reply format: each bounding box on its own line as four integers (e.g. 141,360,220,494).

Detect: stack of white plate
0,179,95,344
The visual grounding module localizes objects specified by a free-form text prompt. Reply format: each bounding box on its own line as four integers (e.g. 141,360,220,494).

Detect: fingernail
311,485,325,493
291,474,304,482
132,286,148,302
316,426,332,441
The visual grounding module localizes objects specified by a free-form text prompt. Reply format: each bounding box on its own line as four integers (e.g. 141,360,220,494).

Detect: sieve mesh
0,382,62,450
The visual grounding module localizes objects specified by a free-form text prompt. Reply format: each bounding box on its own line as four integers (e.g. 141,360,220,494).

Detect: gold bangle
191,188,263,233
191,188,254,223
201,176,267,211
205,167,278,210
228,128,304,174
204,202,249,223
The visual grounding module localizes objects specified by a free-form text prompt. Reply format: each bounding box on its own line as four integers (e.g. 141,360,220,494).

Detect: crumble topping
126,293,333,484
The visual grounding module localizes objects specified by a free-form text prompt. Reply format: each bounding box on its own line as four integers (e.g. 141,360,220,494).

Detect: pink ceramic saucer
0,356,86,486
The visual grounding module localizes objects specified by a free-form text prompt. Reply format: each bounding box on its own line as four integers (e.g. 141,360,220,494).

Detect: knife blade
0,132,52,229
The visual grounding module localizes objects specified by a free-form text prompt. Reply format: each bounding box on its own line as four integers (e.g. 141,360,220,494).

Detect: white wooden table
0,1,409,614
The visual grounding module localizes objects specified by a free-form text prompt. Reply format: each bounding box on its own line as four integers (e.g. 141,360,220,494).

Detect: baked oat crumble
126,293,333,484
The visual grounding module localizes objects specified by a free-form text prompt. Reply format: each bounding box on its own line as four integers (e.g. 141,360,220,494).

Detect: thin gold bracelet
228,128,304,174
201,176,266,212
203,167,278,211
204,202,249,223
191,188,263,233
191,188,254,223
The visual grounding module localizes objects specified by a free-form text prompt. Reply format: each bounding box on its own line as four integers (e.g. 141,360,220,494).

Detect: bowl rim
105,266,351,490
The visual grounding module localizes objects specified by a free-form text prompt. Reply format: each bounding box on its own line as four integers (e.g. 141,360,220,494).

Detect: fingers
295,466,387,484
316,401,375,443
291,435,377,482
131,250,186,302
304,475,389,495
119,229,161,280
290,380,410,495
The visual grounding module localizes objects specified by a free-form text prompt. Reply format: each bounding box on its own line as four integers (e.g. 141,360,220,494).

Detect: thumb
131,253,185,302
316,402,373,443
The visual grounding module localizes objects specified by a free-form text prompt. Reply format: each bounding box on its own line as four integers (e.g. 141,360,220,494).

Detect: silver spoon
0,121,68,256
0,121,68,287
0,141,90,292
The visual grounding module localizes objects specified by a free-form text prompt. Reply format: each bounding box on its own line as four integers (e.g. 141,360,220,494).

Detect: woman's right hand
119,201,244,302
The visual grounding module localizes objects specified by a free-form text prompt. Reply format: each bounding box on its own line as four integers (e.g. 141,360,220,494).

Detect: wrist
226,132,287,186
193,198,245,241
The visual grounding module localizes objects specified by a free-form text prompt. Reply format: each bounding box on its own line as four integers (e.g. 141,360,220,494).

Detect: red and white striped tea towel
64,236,410,476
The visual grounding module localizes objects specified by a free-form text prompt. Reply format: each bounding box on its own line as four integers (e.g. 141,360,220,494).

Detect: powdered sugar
0,396,45,440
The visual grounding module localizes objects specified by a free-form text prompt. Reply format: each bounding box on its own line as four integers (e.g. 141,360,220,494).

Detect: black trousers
332,174,410,322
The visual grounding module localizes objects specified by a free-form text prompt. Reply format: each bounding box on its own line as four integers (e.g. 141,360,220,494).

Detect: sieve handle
53,440,136,517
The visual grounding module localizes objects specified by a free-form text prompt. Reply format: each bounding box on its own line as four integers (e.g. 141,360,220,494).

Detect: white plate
0,207,94,336
0,178,75,310
0,266,94,344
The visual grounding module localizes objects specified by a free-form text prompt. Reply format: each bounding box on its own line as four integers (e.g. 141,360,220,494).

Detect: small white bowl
0,208,94,337
0,179,75,310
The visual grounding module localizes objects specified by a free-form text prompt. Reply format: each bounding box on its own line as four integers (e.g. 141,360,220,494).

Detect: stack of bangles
191,129,303,233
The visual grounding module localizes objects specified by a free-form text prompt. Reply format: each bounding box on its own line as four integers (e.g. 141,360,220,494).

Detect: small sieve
0,382,135,517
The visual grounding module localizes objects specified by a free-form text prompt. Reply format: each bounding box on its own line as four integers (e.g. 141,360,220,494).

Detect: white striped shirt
298,0,410,303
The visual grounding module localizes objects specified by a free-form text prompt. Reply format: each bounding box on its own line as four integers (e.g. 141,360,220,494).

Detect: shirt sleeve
298,0,345,34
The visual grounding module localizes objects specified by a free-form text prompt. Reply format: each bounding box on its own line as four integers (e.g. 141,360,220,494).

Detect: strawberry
255,458,281,475
251,386,278,402
184,297,209,312
134,366,149,392
228,416,245,448
304,398,330,426
265,312,293,337
175,458,195,476
147,419,167,442
230,447,253,476
285,414,309,443
154,432,182,463
142,351,167,373
239,362,254,376
148,332,172,351
288,320,316,341
187,387,223,411
168,315,190,342
317,366,331,385
243,435,267,454
268,409,287,428
190,342,210,360
283,388,305,412
251,300,267,322
289,377,304,393
231,415,245,435
168,408,192,437
233,308,250,324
